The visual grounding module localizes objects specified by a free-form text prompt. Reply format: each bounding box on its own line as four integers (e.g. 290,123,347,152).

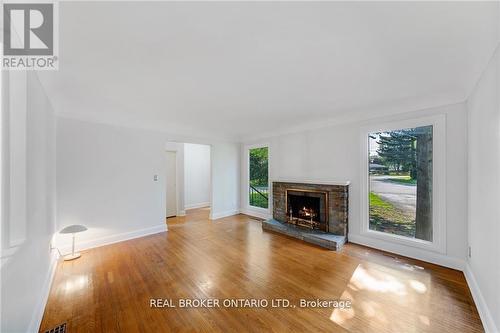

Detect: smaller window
248,147,269,209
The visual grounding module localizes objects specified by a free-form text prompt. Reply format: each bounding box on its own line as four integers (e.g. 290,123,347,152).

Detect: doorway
164,142,212,224
166,151,177,218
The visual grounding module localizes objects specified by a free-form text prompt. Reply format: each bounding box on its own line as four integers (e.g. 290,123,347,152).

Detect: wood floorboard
39,208,484,332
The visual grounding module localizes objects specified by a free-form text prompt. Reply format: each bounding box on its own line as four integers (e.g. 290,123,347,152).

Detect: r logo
3,3,54,56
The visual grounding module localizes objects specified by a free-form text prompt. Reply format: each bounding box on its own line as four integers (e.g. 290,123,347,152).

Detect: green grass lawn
249,192,268,209
369,192,392,209
386,175,417,186
369,192,415,237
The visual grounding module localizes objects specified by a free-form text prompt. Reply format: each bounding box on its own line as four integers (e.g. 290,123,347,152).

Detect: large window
368,125,433,242
248,146,269,209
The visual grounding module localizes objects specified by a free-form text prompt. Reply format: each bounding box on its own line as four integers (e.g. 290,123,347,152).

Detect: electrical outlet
153,175,159,181
468,246,471,258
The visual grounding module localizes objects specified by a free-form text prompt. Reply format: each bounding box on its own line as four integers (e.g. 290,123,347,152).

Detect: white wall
1,71,57,333
184,143,211,209
242,103,468,269
466,43,500,332
55,118,168,250
210,143,240,219
55,119,240,250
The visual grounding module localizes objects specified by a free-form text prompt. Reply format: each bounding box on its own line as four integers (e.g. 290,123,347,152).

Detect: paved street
370,175,416,216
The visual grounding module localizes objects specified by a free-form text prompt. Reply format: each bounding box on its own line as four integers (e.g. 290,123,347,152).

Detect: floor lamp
59,225,88,261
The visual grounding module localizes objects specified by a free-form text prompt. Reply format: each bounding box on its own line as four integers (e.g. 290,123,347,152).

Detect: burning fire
299,206,316,218
288,205,319,230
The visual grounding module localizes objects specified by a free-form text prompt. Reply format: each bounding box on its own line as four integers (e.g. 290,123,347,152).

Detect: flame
301,206,315,217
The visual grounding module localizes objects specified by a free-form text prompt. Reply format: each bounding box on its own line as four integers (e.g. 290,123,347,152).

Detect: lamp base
63,253,81,261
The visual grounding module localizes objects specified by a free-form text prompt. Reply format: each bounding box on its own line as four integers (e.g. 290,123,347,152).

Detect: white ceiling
37,1,499,142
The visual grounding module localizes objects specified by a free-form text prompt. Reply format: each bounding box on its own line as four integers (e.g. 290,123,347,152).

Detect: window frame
360,115,446,253
246,143,270,213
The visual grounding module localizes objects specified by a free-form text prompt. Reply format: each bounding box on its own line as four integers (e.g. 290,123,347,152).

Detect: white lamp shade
59,224,88,234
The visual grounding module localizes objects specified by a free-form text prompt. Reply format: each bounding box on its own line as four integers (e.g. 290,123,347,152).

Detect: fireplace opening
286,190,328,232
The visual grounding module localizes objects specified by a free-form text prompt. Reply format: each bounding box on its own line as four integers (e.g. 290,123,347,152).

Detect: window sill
247,205,270,212
359,229,445,254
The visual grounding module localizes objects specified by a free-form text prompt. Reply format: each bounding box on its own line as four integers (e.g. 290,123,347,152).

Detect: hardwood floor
40,208,483,332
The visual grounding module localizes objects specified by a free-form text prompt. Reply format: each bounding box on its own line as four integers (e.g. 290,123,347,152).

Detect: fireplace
263,180,350,250
271,180,349,235
286,189,328,232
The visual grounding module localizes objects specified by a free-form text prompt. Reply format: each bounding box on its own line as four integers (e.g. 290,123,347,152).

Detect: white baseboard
464,263,498,333
185,202,210,210
240,208,271,220
348,234,465,270
177,210,186,217
29,251,58,333
59,224,167,255
209,209,240,220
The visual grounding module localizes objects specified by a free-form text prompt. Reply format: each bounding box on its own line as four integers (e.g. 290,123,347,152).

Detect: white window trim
360,114,447,254
245,143,270,214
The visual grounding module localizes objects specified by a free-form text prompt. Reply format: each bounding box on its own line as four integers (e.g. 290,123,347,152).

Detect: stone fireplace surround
262,179,349,250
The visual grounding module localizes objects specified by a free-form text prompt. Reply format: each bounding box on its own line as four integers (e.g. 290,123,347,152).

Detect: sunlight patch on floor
350,264,407,295
62,274,89,294
419,315,430,326
330,290,355,325
198,274,214,293
330,264,431,331
409,279,427,294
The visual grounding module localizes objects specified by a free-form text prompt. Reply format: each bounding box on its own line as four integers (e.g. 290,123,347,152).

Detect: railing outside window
249,185,268,209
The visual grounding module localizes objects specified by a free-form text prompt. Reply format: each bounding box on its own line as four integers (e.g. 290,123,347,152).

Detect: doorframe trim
165,150,181,218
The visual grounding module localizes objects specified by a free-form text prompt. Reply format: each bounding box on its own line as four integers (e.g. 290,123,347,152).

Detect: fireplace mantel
271,178,350,186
